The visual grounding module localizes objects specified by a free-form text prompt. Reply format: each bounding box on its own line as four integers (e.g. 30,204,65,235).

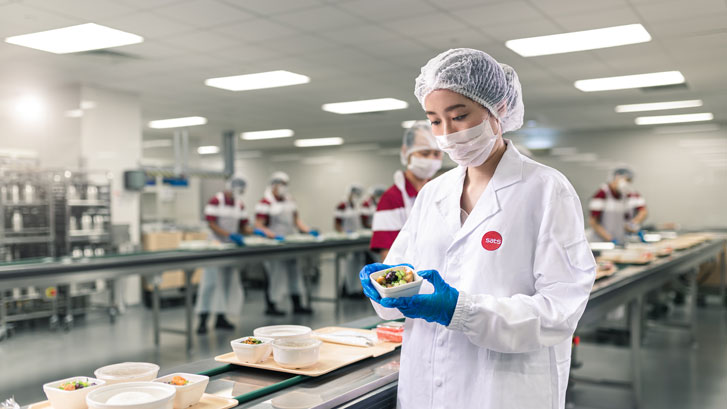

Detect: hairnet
270,171,290,185
226,172,247,191
369,185,386,198
346,184,364,197
400,120,439,165
414,48,524,134
611,167,634,181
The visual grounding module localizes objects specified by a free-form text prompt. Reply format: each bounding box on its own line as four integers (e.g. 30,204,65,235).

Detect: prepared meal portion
241,337,263,345
94,362,160,384
376,268,414,288
166,376,188,386
59,380,97,391
86,382,175,409
231,336,274,364
376,322,404,343
153,373,209,409
272,337,322,369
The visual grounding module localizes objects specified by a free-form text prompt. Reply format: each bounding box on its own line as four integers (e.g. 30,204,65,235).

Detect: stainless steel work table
0,237,372,347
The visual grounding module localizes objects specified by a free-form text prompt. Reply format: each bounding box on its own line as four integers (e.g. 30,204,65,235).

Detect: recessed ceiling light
322,98,408,114
294,137,344,147
506,24,651,57
240,129,294,140
615,99,703,113
5,23,143,54
148,116,207,129
142,139,173,149
635,112,713,125
575,71,685,92
14,95,44,121
197,146,220,155
204,70,310,91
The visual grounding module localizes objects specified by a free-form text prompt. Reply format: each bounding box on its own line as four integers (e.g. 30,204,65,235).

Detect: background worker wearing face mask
334,184,365,296
360,48,595,409
369,121,442,260
254,171,318,316
195,172,251,334
360,185,386,230
588,167,648,245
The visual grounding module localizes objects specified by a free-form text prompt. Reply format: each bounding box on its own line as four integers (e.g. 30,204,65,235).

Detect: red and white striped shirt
360,197,378,229
370,174,418,251
334,200,362,232
589,184,646,222
204,192,249,235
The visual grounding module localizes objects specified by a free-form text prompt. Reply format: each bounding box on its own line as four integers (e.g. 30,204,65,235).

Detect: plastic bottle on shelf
83,246,93,257
67,185,78,200
94,247,105,256
81,213,93,231
24,183,35,203
69,216,78,231
93,215,104,232
11,184,20,203
12,210,23,232
87,185,98,201
72,247,83,258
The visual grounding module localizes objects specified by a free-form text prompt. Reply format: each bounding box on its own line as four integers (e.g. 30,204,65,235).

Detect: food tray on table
215,327,400,377
627,243,673,257
598,249,655,265
595,260,617,280
28,394,238,409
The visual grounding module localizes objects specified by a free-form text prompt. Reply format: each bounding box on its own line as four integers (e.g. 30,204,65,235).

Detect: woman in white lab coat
359,48,596,409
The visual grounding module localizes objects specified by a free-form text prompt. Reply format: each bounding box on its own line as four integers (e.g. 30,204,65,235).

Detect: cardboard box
183,231,208,241
142,231,183,251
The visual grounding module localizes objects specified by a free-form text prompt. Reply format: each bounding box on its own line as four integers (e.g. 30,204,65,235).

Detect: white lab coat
373,142,596,409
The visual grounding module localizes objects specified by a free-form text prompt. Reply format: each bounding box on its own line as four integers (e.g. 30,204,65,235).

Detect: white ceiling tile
103,11,191,39
272,6,365,31
632,0,727,22
213,18,298,42
645,12,727,40
481,18,562,42
257,34,338,56
381,12,470,37
157,30,239,53
355,36,432,58
549,7,641,32
205,42,283,64
154,0,255,28
450,1,545,25
338,0,438,22
25,0,135,21
530,0,629,16
318,24,398,46
0,3,80,34
115,39,189,59
121,0,194,9
218,0,321,16
413,28,497,51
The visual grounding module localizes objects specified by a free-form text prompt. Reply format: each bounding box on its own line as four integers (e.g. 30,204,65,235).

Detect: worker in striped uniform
360,185,386,229
588,167,648,245
370,121,442,260
195,172,251,334
334,184,365,296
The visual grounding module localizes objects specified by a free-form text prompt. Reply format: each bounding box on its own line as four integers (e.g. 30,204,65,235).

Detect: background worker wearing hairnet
589,167,648,245
334,184,365,296
254,171,318,316
359,48,596,409
369,121,442,260
195,172,251,334
360,185,386,229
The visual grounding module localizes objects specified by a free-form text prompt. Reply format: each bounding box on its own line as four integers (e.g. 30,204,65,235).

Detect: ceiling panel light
575,71,685,92
148,116,207,129
635,113,713,125
615,99,703,113
294,137,344,147
5,23,143,54
322,98,408,114
240,129,294,140
197,146,220,155
506,24,651,57
205,70,309,91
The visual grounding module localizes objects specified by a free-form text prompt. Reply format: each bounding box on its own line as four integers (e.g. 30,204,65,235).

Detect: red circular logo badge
481,231,502,251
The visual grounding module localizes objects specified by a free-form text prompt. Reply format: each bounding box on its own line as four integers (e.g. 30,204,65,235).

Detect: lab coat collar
434,139,524,245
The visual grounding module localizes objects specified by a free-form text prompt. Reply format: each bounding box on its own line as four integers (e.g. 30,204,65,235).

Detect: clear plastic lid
377,322,404,331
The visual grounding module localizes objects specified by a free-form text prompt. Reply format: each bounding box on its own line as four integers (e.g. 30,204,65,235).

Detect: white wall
512,127,727,230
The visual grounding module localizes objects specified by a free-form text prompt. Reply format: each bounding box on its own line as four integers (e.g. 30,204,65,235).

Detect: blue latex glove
309,229,320,237
637,230,646,243
228,233,245,246
611,239,621,246
274,235,285,241
358,263,414,304
380,270,459,326
253,228,267,238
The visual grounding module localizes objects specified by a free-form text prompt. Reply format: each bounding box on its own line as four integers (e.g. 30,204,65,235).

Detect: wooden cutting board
215,327,401,377
29,394,237,409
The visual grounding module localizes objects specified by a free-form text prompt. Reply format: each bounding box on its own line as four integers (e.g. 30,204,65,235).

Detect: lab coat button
435,379,443,387
438,338,445,347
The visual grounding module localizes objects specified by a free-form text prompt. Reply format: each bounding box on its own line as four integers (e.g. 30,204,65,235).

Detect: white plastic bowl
153,373,208,409
86,382,175,409
94,363,160,385
43,377,106,409
370,266,423,299
230,336,273,364
272,337,322,369
253,325,312,341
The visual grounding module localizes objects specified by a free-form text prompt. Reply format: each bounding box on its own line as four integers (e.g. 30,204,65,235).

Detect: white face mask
408,156,442,179
435,118,498,168
275,185,288,197
232,187,244,200
616,178,631,194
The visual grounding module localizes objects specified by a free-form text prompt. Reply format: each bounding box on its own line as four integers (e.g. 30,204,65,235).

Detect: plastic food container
230,336,273,364
376,322,404,343
370,266,423,299
43,377,106,409
94,363,160,385
153,373,208,409
86,382,175,409
253,325,312,340
272,337,322,369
